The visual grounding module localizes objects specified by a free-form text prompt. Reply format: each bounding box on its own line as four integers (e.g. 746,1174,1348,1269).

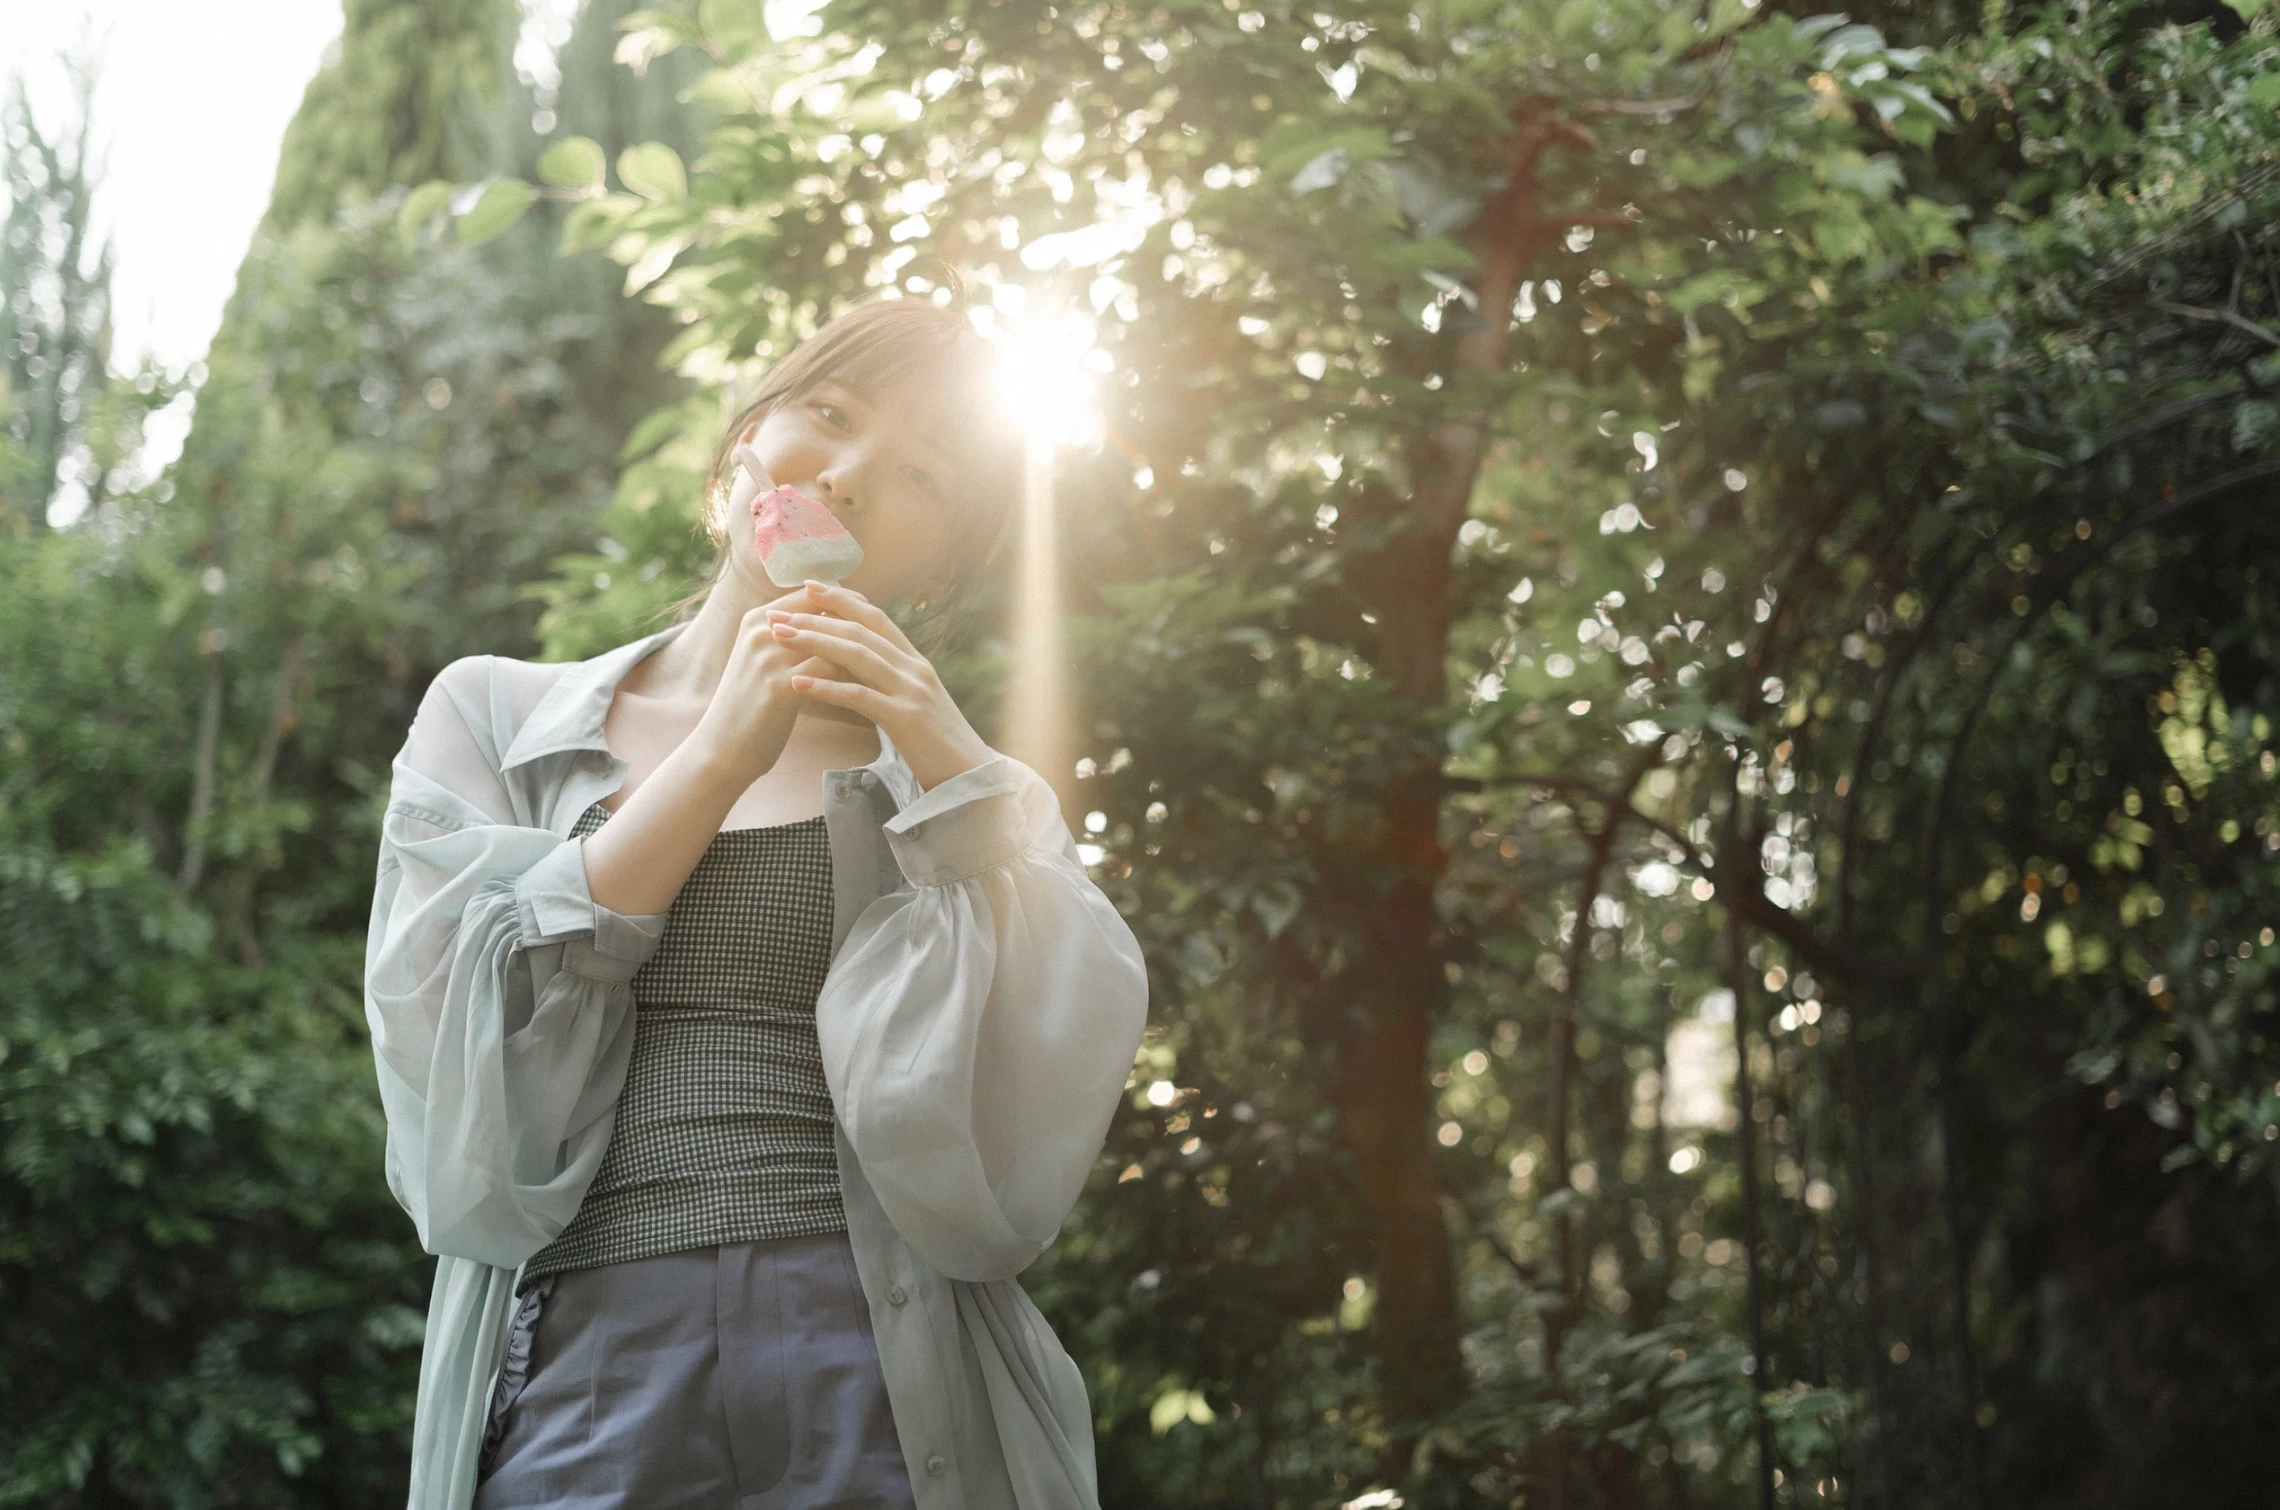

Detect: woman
364,297,1150,1510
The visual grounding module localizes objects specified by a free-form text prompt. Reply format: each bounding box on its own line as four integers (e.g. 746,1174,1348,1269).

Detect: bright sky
0,1,829,382
3,2,345,377
5,0,1086,519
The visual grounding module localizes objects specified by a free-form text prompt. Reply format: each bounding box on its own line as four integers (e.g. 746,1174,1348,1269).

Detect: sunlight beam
991,308,1099,818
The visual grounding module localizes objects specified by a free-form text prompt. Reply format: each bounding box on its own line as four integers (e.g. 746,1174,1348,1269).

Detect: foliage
0,53,180,534
521,0,2280,1505
0,534,425,1508
258,0,522,237
0,2,710,1502
7,0,2280,1506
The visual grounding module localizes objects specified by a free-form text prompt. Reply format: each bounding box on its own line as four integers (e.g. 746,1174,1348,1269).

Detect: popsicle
754,484,865,587
732,443,865,587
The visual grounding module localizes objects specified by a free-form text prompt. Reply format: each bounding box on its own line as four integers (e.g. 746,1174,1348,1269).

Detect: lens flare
986,305,1099,821
994,310,1100,453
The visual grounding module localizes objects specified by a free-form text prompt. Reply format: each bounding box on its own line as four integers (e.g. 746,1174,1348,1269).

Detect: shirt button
888,1284,907,1306
926,1454,946,1477
833,780,853,800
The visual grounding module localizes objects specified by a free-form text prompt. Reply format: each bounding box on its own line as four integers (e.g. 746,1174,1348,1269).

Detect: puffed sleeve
816,752,1151,1282
364,657,667,1270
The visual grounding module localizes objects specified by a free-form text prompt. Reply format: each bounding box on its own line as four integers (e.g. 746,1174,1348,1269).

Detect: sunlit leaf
537,135,607,191
396,178,453,255
617,141,688,201
454,178,536,245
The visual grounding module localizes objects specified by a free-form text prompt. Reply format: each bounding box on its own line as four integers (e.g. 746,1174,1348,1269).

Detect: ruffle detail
477,1276,553,1481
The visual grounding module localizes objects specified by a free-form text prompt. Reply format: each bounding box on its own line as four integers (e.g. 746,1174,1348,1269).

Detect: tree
256,0,520,238
527,1,2280,1505
9,0,2276,1503
0,3,712,1502
1,51,113,531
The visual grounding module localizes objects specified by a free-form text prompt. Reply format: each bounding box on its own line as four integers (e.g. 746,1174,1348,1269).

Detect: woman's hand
688,590,846,787
582,592,844,919
769,579,997,791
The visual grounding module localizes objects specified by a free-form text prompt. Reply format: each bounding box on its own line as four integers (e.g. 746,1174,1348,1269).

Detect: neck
651,572,755,698
641,569,875,735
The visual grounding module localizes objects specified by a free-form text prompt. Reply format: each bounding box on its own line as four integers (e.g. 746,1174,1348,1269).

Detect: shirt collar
498,618,907,788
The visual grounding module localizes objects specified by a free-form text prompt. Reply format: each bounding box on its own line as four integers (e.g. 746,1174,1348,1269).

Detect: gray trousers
475,1233,919,1509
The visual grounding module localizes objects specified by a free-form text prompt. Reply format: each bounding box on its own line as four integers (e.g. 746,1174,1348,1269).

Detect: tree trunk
1724,895,1779,1510
176,653,224,893
1248,1370,1276,1510
219,636,307,966
1323,100,1607,1470
1332,767,1466,1467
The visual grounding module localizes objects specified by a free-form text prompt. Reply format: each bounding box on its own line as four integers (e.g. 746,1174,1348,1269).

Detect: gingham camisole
521,801,844,1287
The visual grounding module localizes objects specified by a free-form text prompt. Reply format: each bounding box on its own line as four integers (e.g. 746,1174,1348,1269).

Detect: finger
792,652,855,683
790,672,890,716
767,586,818,614
744,588,818,632
771,619,901,685
769,610,907,667
800,579,916,650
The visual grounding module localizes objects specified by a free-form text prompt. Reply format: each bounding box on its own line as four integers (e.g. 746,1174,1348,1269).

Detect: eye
815,401,852,431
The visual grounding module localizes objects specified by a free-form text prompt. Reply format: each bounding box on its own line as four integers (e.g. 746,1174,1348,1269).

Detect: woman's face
721,370,965,609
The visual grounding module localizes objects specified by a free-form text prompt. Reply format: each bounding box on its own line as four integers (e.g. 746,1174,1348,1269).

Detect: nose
813,454,860,514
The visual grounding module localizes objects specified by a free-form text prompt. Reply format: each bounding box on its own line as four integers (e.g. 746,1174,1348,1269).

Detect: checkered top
522,801,845,1286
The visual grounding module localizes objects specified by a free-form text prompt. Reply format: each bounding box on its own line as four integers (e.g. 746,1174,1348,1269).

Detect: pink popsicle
753,483,865,587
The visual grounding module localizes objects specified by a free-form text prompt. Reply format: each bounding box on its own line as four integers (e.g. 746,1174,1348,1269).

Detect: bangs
702,296,1024,581
786,307,1020,493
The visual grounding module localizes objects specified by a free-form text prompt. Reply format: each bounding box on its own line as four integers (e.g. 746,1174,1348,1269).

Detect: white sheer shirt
363,620,1150,1509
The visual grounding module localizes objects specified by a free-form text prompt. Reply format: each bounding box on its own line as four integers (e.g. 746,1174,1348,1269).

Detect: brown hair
676,296,1024,651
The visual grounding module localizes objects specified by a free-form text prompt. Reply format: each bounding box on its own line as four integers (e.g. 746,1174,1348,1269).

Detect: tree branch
2153,299,2280,350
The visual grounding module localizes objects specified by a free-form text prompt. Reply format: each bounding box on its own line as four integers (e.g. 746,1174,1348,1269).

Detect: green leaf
1657,7,1699,57
615,9,701,75
617,142,689,201
1261,122,1391,179
561,193,641,255
2248,72,2280,111
454,178,537,245
397,179,453,255
1250,879,1302,939
619,404,691,464
1811,207,1871,263
1553,0,1602,43
537,135,607,191
687,65,760,114
697,0,767,51
2232,400,2278,452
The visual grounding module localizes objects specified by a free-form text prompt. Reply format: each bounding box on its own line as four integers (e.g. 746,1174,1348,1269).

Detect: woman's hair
677,296,1024,652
